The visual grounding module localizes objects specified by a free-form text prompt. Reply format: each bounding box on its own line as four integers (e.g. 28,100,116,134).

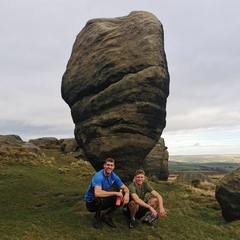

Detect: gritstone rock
215,167,240,222
29,137,60,150
0,134,41,154
143,137,169,180
61,11,170,181
175,172,214,184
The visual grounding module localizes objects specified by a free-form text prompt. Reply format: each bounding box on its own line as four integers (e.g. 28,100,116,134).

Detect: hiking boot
101,215,116,228
129,220,136,229
92,219,103,229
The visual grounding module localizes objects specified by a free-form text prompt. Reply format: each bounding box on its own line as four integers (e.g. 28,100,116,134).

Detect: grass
1,149,240,240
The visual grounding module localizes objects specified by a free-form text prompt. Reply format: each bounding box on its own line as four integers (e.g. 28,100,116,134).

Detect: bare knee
128,200,139,219
148,198,158,208
129,200,138,209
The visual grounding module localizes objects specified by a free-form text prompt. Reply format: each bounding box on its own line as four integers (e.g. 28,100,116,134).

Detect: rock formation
143,137,169,180
215,167,240,222
174,172,214,188
0,134,41,154
175,172,213,185
59,138,88,161
59,138,80,154
61,11,170,181
29,137,60,150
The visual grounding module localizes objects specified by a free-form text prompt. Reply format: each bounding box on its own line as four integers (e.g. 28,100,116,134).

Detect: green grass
1,149,240,240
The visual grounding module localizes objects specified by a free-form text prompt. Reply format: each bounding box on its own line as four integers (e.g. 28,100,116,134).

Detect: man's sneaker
101,215,116,228
145,211,159,223
92,219,103,229
129,220,136,228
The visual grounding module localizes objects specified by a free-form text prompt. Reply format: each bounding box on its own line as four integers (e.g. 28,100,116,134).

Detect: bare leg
147,198,159,210
142,198,159,221
128,200,139,220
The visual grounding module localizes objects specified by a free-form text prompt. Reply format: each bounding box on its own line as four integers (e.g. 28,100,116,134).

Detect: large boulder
175,172,213,185
58,138,88,161
29,137,60,150
59,138,80,153
0,134,41,154
215,167,240,222
0,134,23,148
143,137,169,180
61,11,170,181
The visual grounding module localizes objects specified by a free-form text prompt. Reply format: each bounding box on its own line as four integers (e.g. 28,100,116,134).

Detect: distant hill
168,154,240,173
169,154,240,163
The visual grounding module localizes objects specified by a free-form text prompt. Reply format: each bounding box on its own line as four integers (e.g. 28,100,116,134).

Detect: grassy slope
1,149,240,240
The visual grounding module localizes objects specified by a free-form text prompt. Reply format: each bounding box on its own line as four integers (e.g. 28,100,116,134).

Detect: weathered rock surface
0,134,41,154
61,11,170,181
59,138,79,153
215,167,240,222
59,138,88,161
29,137,60,150
143,137,169,180
175,172,213,185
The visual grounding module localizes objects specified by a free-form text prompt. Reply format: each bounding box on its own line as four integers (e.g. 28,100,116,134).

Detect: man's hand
150,207,158,218
115,191,123,197
123,192,129,205
159,207,166,217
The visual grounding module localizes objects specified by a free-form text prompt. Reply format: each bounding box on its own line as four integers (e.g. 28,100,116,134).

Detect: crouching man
84,158,129,229
123,169,166,228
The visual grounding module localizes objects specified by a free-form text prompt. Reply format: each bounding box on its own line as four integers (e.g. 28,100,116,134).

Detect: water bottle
115,189,122,206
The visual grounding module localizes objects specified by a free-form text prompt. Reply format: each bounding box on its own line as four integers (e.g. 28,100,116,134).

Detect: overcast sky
1,0,240,156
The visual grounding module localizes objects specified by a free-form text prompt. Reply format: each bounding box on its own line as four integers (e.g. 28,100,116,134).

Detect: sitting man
123,169,166,228
84,158,129,229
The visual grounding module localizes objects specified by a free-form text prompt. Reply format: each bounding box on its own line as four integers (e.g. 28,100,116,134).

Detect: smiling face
134,173,145,187
103,161,115,176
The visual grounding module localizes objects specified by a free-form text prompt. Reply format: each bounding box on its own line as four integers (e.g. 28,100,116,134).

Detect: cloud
163,127,240,155
1,0,240,155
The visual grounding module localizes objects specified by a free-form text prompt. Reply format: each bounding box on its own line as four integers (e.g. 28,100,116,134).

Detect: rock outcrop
59,138,88,161
29,137,60,150
61,11,170,181
143,137,169,180
175,172,213,185
0,134,41,154
59,138,79,154
215,167,240,222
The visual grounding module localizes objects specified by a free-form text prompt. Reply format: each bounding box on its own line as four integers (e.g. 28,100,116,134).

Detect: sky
1,0,240,156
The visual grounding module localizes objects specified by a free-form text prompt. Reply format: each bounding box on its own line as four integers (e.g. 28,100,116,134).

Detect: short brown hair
105,158,115,164
134,169,145,176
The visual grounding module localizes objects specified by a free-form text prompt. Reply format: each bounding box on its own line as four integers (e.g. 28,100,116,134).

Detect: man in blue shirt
84,158,130,229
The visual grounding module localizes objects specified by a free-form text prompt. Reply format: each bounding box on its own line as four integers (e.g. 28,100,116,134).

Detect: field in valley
169,154,240,174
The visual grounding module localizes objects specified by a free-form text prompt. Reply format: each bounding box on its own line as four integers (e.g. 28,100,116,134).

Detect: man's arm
150,190,166,217
120,184,130,204
94,186,122,198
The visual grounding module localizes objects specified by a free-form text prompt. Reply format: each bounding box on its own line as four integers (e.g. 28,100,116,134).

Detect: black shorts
122,201,149,220
86,196,117,212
